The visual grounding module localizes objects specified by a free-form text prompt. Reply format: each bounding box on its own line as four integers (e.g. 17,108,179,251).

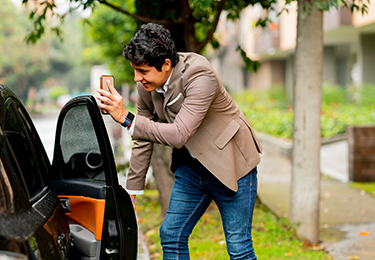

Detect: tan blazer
126,52,262,192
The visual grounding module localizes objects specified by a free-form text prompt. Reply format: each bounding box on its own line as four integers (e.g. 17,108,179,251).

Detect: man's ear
163,59,172,71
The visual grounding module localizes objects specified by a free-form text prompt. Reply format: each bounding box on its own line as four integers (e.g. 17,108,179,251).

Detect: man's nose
134,71,142,82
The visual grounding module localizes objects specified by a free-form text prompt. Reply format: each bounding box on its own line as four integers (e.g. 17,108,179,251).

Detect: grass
136,190,332,260
233,84,375,140
349,182,375,197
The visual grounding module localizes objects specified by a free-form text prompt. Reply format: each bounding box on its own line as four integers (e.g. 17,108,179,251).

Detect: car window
4,101,45,198
59,105,104,180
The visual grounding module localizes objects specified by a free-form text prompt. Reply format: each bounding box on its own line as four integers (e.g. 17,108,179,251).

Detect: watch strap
121,112,135,128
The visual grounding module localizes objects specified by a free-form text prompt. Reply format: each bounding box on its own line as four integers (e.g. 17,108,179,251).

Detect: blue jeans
160,157,258,260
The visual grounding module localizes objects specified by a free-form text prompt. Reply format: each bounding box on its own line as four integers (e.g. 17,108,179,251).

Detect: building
210,0,375,97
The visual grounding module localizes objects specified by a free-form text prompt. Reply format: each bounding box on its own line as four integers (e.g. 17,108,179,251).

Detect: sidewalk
256,134,375,260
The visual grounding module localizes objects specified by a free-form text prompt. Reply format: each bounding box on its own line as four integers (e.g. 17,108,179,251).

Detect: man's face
130,60,171,92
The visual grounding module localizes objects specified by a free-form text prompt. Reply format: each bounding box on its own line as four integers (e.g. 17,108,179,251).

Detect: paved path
257,137,375,260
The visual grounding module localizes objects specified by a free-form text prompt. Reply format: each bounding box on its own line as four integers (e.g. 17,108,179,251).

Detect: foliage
281,0,368,16
84,0,137,84
22,0,281,74
235,87,294,140
237,46,260,72
49,86,69,100
20,0,370,88
233,84,375,140
0,0,96,101
0,0,52,101
136,190,331,259
46,17,95,94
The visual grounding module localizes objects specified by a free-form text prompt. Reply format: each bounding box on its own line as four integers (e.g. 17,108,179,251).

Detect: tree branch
196,0,228,52
97,0,185,25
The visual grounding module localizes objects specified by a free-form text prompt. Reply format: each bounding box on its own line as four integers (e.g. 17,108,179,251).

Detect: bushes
234,84,375,140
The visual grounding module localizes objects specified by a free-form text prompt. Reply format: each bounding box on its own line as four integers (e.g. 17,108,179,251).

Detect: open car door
49,95,137,260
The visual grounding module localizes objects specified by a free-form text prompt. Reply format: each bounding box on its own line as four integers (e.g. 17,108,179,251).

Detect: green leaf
236,46,260,72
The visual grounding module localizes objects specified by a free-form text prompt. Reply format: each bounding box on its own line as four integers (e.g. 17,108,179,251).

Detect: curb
256,132,348,159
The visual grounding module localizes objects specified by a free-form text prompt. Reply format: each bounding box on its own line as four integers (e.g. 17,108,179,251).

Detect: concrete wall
323,46,337,85
285,56,294,103
209,41,246,93
359,34,375,85
353,0,375,27
248,59,285,89
323,45,354,87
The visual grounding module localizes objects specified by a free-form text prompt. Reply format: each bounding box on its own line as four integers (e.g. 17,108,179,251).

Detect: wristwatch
121,112,135,128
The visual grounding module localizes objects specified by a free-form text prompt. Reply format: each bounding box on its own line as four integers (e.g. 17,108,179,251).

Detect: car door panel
51,95,137,260
1,85,137,259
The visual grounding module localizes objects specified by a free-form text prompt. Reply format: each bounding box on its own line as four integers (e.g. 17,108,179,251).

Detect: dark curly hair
123,23,180,71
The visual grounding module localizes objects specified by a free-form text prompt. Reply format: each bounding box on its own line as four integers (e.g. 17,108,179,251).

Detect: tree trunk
290,0,323,244
135,0,198,52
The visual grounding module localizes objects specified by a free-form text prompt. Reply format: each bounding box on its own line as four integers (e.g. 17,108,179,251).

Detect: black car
0,85,137,260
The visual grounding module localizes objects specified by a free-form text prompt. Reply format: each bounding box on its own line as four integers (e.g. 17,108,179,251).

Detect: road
31,110,59,162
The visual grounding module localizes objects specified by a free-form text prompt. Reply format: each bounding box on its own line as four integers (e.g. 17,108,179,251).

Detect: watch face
127,112,135,121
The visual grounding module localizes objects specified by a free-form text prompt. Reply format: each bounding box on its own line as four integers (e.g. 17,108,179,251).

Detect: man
97,23,262,260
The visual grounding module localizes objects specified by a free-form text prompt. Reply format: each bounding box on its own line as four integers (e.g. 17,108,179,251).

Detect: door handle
59,198,71,213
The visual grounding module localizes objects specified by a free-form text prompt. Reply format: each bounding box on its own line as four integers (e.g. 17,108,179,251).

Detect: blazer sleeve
132,64,220,148
125,87,156,191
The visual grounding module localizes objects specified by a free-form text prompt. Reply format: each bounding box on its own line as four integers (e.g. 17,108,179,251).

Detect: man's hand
130,195,136,211
97,79,127,124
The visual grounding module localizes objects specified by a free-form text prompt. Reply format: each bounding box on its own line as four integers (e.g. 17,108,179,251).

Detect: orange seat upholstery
58,195,105,241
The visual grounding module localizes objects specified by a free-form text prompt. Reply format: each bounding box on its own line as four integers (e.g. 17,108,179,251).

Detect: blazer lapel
164,69,182,106
163,55,185,102
151,91,167,122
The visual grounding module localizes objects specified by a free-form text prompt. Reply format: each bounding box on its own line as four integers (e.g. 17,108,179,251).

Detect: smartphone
100,75,114,114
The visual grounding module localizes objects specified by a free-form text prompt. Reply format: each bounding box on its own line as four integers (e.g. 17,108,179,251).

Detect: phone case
100,75,114,114
100,75,114,93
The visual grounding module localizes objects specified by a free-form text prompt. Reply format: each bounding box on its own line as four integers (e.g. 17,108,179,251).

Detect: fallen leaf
359,231,370,236
312,244,324,250
348,256,360,260
303,239,312,247
323,191,332,198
